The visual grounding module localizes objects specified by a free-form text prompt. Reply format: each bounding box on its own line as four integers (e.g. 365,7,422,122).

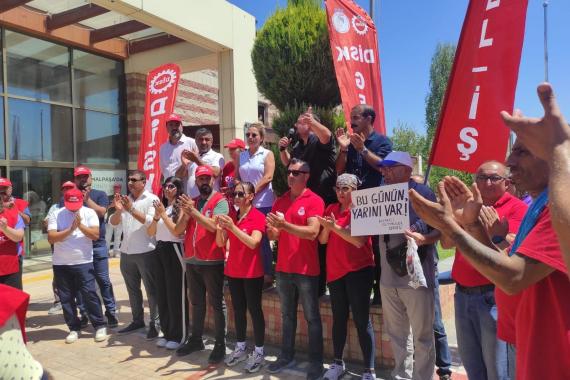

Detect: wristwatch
491,235,506,244
359,147,369,156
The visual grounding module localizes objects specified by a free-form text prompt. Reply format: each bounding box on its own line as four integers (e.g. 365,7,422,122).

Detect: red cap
166,113,182,124
224,138,246,149
74,166,91,176
0,177,12,187
64,189,84,212
61,181,76,190
195,165,214,178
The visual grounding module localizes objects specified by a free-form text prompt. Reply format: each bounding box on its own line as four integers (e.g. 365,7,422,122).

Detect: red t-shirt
272,189,324,276
324,203,374,283
513,207,570,380
224,207,266,279
452,192,527,286
221,161,236,189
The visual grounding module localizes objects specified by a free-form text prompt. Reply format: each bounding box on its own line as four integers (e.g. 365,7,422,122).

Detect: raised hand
349,132,366,151
153,199,166,217
479,205,509,238
443,176,482,226
70,213,81,231
178,194,195,214
120,195,132,212
278,136,290,150
266,212,286,230
316,213,337,230
501,83,570,161
335,128,350,150
113,193,124,211
216,214,235,230
0,217,7,231
409,181,460,233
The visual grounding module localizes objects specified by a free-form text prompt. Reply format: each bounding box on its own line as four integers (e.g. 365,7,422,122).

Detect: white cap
379,151,413,168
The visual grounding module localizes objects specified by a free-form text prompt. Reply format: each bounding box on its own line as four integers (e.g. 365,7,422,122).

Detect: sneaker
156,338,167,348
267,357,296,374
307,363,324,380
323,361,345,380
439,375,452,380
165,341,180,350
48,302,62,315
244,351,265,373
65,331,79,344
146,324,159,340
80,314,89,329
362,370,376,380
94,327,108,342
106,312,119,328
224,346,247,367
176,336,205,357
208,341,227,363
117,321,145,334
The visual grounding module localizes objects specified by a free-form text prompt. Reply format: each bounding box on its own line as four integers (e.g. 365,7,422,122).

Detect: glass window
6,30,71,103
73,50,122,113
8,98,73,161
76,110,125,165
0,104,4,159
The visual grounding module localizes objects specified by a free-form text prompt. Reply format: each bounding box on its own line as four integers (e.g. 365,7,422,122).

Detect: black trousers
328,266,375,369
0,271,21,289
227,276,265,347
154,241,188,343
186,263,226,342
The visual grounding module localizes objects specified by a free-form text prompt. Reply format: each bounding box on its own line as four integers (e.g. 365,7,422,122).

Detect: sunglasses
128,177,143,183
163,184,177,190
245,133,258,138
287,170,309,177
476,175,506,183
233,191,250,198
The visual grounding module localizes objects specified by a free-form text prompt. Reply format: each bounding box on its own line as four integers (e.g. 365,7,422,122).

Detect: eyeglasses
245,133,258,138
335,186,353,193
163,184,176,190
287,170,309,177
128,177,143,183
233,191,250,198
475,175,506,183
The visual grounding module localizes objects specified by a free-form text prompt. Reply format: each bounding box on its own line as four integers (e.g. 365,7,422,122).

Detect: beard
169,129,182,140
199,184,212,196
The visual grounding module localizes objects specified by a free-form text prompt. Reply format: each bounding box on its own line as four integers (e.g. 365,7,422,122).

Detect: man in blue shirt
73,166,118,327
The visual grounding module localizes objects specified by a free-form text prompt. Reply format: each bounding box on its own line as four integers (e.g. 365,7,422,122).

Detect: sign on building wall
351,183,410,236
91,169,127,195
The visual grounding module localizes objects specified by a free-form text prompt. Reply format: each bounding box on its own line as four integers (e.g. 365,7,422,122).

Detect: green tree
424,43,472,189
251,0,340,110
390,121,427,158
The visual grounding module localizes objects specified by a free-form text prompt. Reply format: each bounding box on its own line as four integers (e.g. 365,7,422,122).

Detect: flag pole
543,0,549,82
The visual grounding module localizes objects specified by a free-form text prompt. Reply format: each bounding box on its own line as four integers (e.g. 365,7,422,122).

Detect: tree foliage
390,121,427,158
271,103,345,138
252,0,341,110
423,43,473,189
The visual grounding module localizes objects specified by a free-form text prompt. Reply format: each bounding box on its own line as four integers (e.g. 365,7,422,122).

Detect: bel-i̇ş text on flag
429,0,528,173
137,63,180,194
325,0,386,135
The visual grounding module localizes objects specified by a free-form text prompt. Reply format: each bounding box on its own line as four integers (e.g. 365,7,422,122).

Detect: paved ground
22,256,466,380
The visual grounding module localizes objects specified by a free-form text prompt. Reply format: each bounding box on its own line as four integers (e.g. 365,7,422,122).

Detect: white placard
350,183,410,236
91,169,127,195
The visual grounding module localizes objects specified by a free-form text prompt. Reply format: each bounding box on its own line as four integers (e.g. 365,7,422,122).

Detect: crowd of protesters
1,83,569,380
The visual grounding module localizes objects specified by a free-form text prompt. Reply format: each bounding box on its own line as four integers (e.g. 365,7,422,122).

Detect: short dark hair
195,128,213,139
360,104,376,124
288,157,310,173
236,181,255,195
129,170,146,181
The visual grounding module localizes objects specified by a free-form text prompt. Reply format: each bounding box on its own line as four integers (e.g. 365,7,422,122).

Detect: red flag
325,0,386,135
137,63,180,194
429,0,528,173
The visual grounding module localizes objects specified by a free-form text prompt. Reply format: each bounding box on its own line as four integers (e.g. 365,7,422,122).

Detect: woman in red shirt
317,174,376,380
215,181,266,373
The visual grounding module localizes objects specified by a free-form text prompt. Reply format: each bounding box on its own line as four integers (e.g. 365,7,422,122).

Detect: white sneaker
361,371,376,380
224,346,247,367
65,331,79,344
94,327,108,342
244,351,265,373
323,361,345,380
156,337,167,347
165,341,180,350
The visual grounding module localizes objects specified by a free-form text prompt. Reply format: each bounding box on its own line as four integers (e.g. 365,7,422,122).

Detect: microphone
280,128,297,151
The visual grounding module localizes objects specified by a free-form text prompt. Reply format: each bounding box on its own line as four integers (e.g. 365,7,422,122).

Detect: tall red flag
325,0,386,135
429,0,528,173
137,63,180,194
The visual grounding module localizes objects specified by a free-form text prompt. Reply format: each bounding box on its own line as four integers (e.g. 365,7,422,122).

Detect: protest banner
137,63,180,194
325,0,386,134
351,182,409,236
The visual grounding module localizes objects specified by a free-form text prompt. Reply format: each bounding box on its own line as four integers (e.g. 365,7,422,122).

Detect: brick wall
125,72,147,169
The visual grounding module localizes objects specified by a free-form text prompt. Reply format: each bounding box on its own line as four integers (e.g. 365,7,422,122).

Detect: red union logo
149,69,177,95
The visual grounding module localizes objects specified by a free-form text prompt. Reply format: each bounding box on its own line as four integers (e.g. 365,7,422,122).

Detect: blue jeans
53,263,106,331
434,278,452,376
257,207,274,276
455,286,509,380
276,272,323,364
92,247,116,315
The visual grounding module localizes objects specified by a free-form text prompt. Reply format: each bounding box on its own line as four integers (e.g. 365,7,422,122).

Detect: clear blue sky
229,0,569,137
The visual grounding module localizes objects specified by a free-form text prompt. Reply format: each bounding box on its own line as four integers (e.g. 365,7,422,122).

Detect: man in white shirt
176,128,224,197
47,188,107,344
110,170,161,339
159,113,198,183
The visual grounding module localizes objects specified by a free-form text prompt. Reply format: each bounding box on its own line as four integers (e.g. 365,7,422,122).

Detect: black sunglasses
163,183,177,190
245,133,258,138
128,177,143,183
287,170,309,177
233,191,250,198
